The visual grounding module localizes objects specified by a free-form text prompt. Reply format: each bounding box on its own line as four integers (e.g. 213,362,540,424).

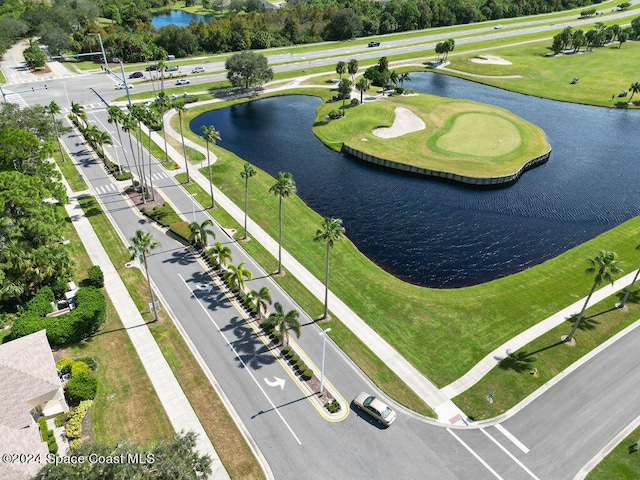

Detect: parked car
619,90,628,97
176,79,190,85
115,83,134,90
128,71,143,79
145,64,157,71
353,392,396,426
167,65,179,72
367,41,381,47
494,25,503,29
167,54,176,61
191,66,205,74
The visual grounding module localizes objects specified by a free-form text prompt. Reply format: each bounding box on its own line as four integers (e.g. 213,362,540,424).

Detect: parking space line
481,428,540,480
178,273,303,445
495,424,530,454
447,428,504,480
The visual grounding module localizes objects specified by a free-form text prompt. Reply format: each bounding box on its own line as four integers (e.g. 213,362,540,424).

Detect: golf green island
313,93,551,185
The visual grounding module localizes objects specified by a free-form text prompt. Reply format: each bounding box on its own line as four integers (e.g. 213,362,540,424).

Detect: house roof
0,330,62,478
0,330,62,429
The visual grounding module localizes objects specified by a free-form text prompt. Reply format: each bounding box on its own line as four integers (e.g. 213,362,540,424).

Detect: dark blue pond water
190,73,640,288
151,10,212,29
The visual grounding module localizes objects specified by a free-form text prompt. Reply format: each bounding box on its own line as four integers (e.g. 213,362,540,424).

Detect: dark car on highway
128,71,143,79
368,41,381,47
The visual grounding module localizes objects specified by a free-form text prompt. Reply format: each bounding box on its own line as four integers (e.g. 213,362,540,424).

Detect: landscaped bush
84,265,104,289
56,358,74,376
10,286,106,346
350,98,360,106
169,221,191,243
51,278,70,298
25,287,55,317
328,110,343,119
65,400,92,439
143,203,181,227
76,357,98,371
67,371,98,403
295,359,306,371
69,439,83,450
71,360,91,377
289,354,299,364
104,156,132,181
281,346,292,357
55,412,72,428
38,417,48,441
302,368,313,381
324,398,341,413
394,87,404,95
48,439,58,454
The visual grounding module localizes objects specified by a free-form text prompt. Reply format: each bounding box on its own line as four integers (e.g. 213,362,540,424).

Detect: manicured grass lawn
53,144,88,192
58,201,173,447
77,195,264,479
444,39,640,108
453,287,640,419
175,93,640,394
313,93,548,177
587,424,640,480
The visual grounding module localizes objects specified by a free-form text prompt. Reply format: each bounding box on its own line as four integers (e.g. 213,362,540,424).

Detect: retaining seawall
341,144,551,187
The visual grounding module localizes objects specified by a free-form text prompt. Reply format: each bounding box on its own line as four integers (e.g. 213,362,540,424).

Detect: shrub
144,203,181,227
328,110,343,120
68,372,98,403
65,400,92,439
55,412,72,427
26,287,55,317
350,98,359,106
302,368,313,381
295,359,306,371
395,87,404,95
51,278,70,298
69,439,83,450
56,358,74,376
289,354,299,364
281,346,292,357
48,440,58,454
324,398,341,413
71,360,91,377
38,417,48,441
47,430,55,441
85,265,104,288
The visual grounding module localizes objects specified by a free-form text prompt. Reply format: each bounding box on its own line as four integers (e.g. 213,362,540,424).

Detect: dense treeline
3,0,635,62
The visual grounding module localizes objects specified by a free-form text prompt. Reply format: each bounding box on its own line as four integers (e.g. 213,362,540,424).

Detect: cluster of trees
8,0,640,63
550,23,631,53
0,104,72,309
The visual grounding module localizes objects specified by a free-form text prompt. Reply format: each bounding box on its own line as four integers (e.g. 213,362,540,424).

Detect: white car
195,284,213,294
494,25,502,29
191,66,204,74
176,79,190,85
353,392,397,426
115,83,134,90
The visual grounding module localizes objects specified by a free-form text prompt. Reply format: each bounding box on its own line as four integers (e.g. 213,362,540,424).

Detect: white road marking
495,423,530,453
447,428,504,480
481,428,540,480
178,273,303,445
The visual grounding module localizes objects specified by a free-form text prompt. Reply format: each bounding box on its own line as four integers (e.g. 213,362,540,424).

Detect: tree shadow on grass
497,351,536,373
564,312,602,332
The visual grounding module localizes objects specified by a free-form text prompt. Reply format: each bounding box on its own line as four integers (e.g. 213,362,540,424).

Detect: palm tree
240,163,257,240
174,100,190,183
70,101,87,128
209,241,232,270
188,219,215,250
398,72,411,89
45,100,65,162
336,61,346,81
156,59,166,91
314,217,345,320
247,286,271,321
201,125,221,209
338,78,352,113
265,302,301,346
617,244,640,310
566,251,623,342
93,130,112,156
347,58,359,83
121,114,143,190
628,82,640,104
269,172,297,275
224,261,253,292
356,77,370,103
108,105,133,183
154,92,171,163
128,230,161,322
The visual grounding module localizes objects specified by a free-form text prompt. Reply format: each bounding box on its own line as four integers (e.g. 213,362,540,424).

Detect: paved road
4,8,640,476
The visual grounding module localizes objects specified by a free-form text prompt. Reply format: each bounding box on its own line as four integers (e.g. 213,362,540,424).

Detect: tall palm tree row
269,172,297,275
247,286,272,321
174,100,190,184
356,77,370,103
314,217,346,320
347,58,359,83
224,261,253,293
128,230,161,322
201,125,221,209
107,106,135,187
265,302,301,346
70,101,87,128
208,241,233,271
240,163,257,240
566,250,623,342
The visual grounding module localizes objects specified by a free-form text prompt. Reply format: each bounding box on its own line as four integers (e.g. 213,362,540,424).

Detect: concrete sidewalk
441,269,640,399
63,187,230,478
150,110,466,424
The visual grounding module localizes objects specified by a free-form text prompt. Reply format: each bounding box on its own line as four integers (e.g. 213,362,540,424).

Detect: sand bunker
470,55,512,65
372,107,426,139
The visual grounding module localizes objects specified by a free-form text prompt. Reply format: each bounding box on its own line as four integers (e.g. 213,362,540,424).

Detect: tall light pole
319,327,331,395
191,193,197,222
61,82,71,109
88,33,108,72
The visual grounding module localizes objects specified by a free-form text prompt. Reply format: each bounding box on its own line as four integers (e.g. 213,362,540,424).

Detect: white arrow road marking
179,273,302,445
264,377,286,390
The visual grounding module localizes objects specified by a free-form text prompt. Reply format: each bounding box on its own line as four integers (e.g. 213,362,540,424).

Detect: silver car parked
353,392,397,426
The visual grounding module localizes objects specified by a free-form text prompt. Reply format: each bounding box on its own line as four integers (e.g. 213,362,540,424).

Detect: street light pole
191,193,197,223
319,327,331,395
88,32,109,72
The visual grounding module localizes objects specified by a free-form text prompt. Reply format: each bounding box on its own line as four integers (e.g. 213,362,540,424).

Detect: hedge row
38,417,58,454
281,346,314,381
65,400,92,440
10,287,107,346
